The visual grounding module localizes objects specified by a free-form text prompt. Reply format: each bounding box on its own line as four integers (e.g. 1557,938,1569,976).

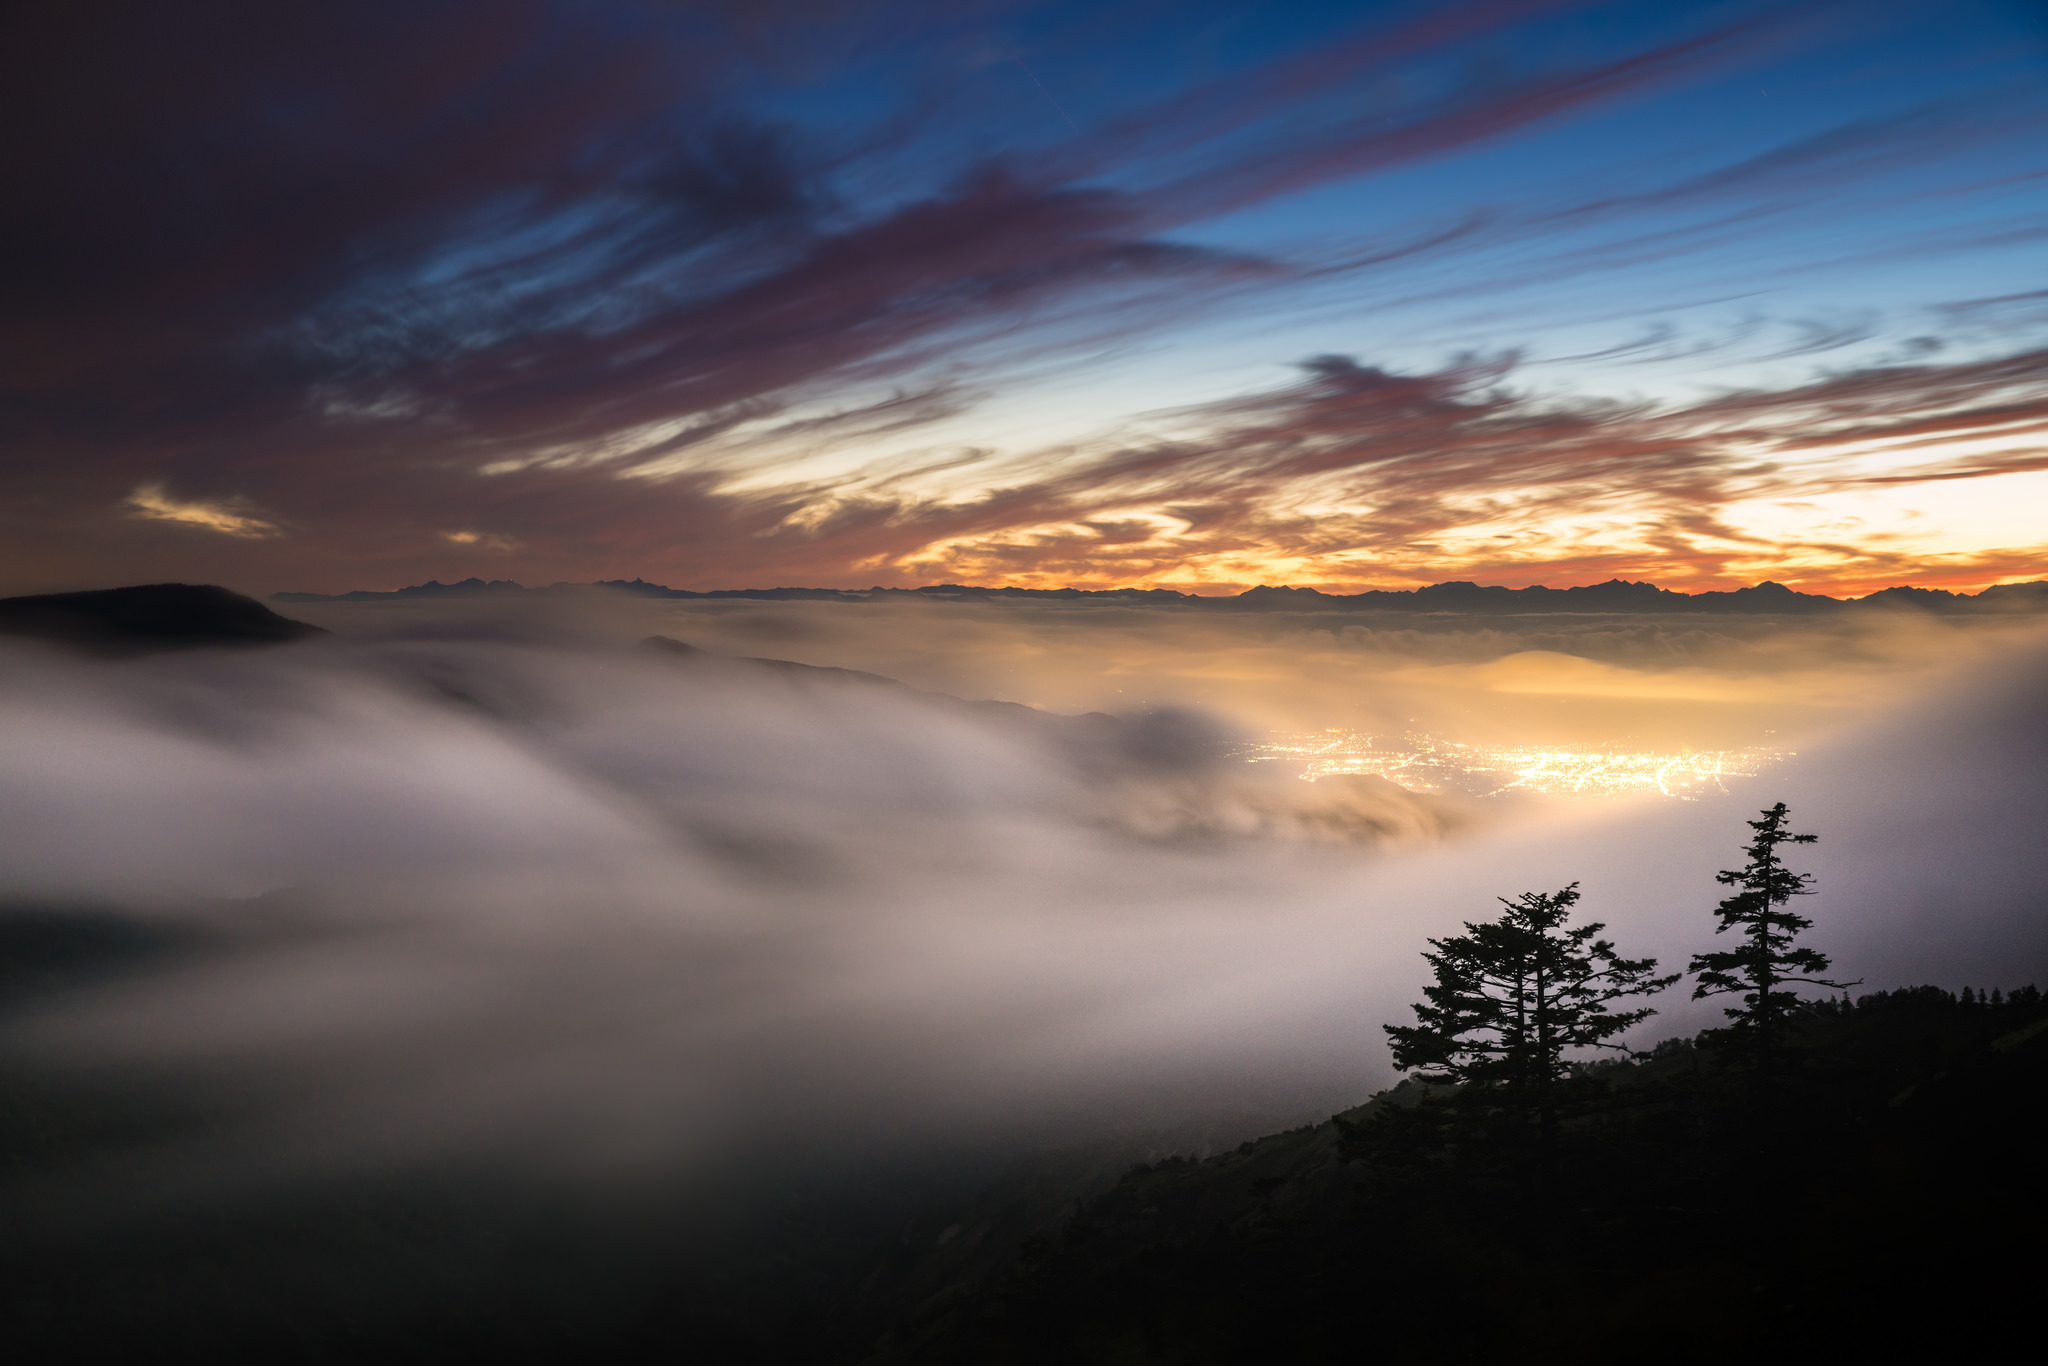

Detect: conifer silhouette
1689,802,1856,1090
1381,884,1676,1184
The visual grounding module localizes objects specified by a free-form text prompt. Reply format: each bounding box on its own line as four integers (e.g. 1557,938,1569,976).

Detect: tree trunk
1534,958,1553,1210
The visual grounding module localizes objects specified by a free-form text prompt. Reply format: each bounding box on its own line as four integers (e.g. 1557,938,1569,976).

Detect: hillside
0,583,324,653
873,985,2048,1363
4,906,2042,1366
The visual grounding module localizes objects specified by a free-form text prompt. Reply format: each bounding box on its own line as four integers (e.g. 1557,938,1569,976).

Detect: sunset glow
2,1,2042,598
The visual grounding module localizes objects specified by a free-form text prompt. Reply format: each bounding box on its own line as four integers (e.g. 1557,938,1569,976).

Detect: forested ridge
874,807,2045,1363
876,981,2048,1364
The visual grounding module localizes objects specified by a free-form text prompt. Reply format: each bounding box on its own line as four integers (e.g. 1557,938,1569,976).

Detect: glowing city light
1238,729,1790,801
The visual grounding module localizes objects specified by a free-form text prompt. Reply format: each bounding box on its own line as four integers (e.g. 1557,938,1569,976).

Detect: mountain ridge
273,574,2048,615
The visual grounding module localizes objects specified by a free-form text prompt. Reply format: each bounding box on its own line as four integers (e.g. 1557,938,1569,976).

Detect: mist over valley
5,588,2042,1174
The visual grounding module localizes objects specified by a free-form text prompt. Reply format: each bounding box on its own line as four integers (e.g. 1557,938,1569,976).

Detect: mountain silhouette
0,584,325,654
276,575,2048,615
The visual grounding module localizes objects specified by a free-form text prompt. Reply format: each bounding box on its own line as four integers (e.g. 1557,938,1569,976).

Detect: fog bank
290,592,2048,747
1,605,2043,1212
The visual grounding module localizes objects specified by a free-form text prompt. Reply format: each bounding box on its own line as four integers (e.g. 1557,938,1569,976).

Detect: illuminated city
1239,730,1790,801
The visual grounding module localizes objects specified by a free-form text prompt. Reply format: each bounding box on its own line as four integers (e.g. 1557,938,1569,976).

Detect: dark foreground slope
4,974,2041,1363
0,583,324,653
877,987,2048,1365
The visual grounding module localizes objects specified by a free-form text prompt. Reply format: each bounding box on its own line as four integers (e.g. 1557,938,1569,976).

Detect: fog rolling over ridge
1,596,2044,1214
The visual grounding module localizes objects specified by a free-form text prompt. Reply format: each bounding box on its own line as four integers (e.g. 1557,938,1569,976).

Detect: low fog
289,591,2048,747
2,600,2044,1221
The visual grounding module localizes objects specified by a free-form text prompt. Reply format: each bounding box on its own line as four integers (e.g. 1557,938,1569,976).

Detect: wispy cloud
124,483,282,539
837,344,2048,593
1,0,2041,594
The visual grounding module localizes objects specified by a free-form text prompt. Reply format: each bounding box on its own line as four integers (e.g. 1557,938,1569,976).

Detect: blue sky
2,0,2045,594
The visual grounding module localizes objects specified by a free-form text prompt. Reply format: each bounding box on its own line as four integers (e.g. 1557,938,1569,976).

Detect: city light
1238,730,1790,801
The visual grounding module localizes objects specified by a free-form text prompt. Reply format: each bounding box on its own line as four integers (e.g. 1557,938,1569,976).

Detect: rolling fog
1,600,2044,1208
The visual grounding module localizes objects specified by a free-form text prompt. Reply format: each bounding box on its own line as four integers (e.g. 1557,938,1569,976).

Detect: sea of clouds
0,601,2042,1214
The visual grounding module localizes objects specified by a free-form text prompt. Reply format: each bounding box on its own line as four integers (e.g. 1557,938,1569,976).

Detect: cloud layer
2,604,2042,1203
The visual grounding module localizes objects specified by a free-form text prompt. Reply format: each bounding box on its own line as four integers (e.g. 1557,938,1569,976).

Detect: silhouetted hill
877,985,2048,1364
275,575,2048,615
3,938,2042,1362
275,576,530,601
0,584,325,654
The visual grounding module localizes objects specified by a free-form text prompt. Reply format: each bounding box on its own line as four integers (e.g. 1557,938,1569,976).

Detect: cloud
44,339,2048,599
2,1,2042,596
0,603,2041,1213
123,482,282,538
441,529,520,551
0,0,1892,588
1933,287,2048,336
872,344,2048,593
0,625,1471,1188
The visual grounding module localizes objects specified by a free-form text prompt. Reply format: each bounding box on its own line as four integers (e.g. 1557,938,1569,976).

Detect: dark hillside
2,971,2041,1362
0,583,324,653
875,986,2048,1364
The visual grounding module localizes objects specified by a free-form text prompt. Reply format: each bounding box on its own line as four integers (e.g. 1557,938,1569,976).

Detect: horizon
14,569,2048,610
263,570,2048,602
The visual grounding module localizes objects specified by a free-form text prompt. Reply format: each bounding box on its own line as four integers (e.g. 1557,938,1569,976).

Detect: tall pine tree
1689,802,1855,1089
1379,884,1676,1181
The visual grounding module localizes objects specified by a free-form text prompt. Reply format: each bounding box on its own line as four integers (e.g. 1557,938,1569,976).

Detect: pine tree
1689,802,1856,1089
1379,884,1676,1180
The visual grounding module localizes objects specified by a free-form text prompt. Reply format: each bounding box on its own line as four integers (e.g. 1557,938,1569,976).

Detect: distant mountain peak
270,575,2048,616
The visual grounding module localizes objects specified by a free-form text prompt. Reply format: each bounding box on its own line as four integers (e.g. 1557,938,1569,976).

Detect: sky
4,0,2047,597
